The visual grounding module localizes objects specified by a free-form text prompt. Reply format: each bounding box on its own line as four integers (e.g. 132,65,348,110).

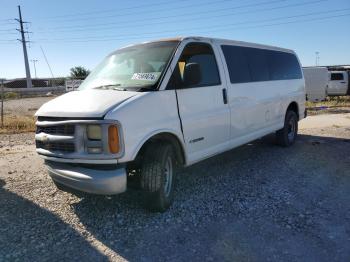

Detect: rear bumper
46,162,127,195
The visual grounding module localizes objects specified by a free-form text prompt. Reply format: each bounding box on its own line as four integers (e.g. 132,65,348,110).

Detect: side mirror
183,63,201,87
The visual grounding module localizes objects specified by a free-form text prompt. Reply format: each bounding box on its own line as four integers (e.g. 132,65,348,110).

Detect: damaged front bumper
46,161,127,195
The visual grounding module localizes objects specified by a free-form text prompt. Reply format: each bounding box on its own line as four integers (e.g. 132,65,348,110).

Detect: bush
4,92,19,100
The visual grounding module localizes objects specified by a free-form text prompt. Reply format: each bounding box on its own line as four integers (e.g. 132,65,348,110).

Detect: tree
70,66,90,79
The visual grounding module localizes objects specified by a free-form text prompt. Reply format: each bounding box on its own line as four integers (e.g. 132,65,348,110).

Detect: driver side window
167,42,221,89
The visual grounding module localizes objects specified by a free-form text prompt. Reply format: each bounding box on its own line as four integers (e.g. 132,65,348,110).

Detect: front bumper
46,162,127,195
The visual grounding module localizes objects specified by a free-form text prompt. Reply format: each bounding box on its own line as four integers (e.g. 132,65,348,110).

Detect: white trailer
303,67,328,102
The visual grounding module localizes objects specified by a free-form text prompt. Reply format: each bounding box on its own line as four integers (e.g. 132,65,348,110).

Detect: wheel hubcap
287,118,296,142
164,157,173,197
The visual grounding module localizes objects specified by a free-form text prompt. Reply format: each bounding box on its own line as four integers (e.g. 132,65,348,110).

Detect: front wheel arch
131,132,186,169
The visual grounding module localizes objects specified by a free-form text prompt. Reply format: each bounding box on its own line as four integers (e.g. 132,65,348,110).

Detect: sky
0,0,349,79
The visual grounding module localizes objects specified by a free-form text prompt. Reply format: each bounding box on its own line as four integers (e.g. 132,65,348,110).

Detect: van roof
135,36,295,54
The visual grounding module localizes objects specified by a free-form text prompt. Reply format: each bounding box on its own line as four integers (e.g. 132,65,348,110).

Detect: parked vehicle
35,37,306,211
327,71,349,96
303,67,328,102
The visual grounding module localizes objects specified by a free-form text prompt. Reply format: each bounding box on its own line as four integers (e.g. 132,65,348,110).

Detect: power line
0,18,14,21
36,0,287,31
0,39,17,42
36,0,328,34
0,28,16,32
0,22,16,26
33,8,350,42
205,13,350,33
33,0,219,20
32,12,350,44
42,0,256,23
1,32,18,35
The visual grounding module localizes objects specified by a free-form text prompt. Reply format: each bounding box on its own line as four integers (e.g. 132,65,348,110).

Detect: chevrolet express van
35,36,306,211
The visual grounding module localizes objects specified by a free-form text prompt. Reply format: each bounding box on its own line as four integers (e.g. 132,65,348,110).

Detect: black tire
276,110,298,147
140,143,176,212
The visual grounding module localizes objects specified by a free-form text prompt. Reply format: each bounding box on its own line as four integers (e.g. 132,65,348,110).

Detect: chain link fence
0,81,65,133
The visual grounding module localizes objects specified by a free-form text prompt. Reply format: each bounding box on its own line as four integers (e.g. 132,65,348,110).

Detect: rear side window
245,48,269,81
331,73,344,81
221,45,302,83
267,50,303,80
221,45,251,83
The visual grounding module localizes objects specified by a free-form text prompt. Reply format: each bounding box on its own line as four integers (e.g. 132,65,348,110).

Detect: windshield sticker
132,72,158,81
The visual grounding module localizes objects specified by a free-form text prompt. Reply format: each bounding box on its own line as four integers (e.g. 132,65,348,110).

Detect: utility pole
16,5,32,88
30,59,38,78
1,79,4,128
315,51,320,66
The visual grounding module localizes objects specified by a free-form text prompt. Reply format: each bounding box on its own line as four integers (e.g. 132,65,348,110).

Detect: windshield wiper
93,84,127,91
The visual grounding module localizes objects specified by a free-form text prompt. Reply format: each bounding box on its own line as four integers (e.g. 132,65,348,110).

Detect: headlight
108,125,120,154
87,125,102,140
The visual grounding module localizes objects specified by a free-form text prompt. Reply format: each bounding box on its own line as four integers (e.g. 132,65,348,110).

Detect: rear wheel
140,143,176,212
276,110,298,147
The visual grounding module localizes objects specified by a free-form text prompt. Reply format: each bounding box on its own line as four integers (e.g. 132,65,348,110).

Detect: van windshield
79,40,179,91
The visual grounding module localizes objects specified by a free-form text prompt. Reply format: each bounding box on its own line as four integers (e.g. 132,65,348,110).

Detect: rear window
330,73,344,81
221,45,302,83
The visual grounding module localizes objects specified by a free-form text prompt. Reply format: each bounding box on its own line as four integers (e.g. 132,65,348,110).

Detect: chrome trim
35,119,116,126
35,133,75,142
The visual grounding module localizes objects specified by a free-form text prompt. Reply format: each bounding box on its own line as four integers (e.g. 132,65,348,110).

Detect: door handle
340,81,346,84
222,88,228,104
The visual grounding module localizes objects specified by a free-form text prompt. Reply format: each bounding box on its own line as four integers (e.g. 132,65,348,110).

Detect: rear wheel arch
287,101,299,120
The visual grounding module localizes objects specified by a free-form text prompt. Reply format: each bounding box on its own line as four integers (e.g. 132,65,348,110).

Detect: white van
35,37,306,211
303,67,328,102
328,71,349,96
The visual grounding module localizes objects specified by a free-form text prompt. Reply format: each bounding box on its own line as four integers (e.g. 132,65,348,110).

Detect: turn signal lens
108,125,120,154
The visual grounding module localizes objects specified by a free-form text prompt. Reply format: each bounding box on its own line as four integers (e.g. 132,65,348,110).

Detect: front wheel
276,110,298,147
140,143,176,212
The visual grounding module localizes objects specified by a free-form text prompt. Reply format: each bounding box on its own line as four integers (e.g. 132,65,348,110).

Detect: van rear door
167,41,230,164
328,72,348,95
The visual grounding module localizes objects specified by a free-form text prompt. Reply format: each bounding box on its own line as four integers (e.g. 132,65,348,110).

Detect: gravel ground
0,114,350,261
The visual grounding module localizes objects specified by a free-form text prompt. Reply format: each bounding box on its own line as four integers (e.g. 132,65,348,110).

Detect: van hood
35,90,138,118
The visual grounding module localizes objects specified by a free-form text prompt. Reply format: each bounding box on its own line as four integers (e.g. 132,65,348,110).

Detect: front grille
36,141,75,153
36,125,75,135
